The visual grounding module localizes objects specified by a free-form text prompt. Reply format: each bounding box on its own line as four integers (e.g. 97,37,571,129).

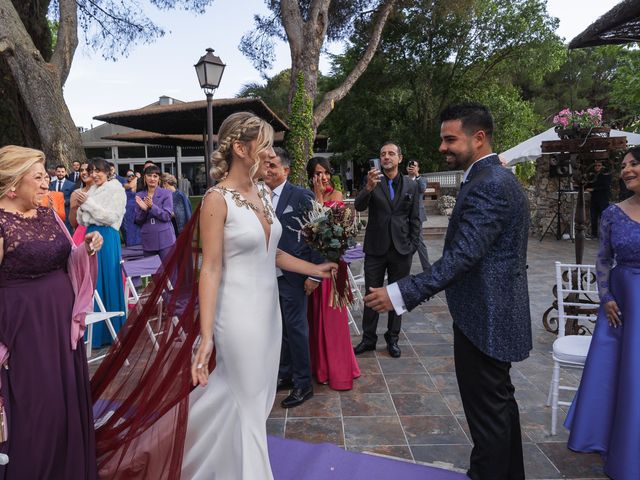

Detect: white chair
85,290,126,364
346,260,365,335
547,261,598,435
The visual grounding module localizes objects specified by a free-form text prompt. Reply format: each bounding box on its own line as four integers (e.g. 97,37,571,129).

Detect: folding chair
85,290,126,364
547,261,598,435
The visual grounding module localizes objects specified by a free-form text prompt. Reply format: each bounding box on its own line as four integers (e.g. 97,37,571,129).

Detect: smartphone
369,158,381,171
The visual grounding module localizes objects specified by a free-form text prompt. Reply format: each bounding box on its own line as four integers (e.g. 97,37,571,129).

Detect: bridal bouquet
292,201,360,308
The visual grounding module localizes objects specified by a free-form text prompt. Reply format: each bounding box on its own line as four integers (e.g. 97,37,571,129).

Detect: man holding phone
353,142,422,358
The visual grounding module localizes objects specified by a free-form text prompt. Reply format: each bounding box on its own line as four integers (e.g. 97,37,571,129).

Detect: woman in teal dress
76,157,127,347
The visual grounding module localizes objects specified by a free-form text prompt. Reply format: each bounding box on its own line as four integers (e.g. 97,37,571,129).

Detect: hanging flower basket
555,126,611,140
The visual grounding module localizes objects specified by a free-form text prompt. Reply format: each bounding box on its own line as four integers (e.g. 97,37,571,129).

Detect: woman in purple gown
565,147,640,479
0,146,103,479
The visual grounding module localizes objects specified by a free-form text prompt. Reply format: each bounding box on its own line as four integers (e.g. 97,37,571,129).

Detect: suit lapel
276,182,293,218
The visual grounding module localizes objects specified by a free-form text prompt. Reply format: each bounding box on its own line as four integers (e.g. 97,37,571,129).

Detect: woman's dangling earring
6,187,17,200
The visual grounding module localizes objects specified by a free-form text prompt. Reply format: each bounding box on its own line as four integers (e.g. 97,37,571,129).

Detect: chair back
555,262,599,337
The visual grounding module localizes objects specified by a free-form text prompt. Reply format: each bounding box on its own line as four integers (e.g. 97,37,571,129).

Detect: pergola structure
569,0,640,48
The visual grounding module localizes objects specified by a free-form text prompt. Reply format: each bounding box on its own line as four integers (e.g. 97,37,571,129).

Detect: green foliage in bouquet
291,201,359,262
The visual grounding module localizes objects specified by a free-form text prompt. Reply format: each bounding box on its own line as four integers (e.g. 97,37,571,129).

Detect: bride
91,111,335,480
184,111,336,479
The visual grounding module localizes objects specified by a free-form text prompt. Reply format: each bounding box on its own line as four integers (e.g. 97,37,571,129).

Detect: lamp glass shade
194,49,226,90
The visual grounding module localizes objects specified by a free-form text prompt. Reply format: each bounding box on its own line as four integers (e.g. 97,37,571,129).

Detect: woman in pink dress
69,161,93,245
306,157,360,390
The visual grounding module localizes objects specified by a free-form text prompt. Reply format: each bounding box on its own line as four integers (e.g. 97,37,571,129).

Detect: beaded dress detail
0,207,69,283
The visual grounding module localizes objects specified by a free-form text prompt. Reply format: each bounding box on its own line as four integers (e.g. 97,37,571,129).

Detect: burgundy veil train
90,204,208,479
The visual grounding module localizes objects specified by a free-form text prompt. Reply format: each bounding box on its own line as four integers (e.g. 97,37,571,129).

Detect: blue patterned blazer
397,155,532,362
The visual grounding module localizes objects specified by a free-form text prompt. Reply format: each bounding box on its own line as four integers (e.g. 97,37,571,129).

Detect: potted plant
437,195,456,217
553,107,610,139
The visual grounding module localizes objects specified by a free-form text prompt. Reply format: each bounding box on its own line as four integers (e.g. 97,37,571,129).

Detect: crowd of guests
1,103,638,479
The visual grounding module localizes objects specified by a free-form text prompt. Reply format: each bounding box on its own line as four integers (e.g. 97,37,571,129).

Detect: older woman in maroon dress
0,146,102,479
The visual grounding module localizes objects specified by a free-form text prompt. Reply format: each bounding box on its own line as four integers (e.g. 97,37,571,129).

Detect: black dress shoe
276,377,294,391
386,342,401,358
281,386,313,408
384,333,401,358
353,341,376,355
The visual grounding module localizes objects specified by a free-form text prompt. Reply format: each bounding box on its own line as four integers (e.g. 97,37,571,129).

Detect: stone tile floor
268,237,608,479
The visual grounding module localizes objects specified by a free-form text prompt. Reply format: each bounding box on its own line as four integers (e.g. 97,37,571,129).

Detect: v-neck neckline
217,184,272,251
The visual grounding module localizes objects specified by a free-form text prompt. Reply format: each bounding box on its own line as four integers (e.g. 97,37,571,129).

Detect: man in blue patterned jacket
365,103,531,480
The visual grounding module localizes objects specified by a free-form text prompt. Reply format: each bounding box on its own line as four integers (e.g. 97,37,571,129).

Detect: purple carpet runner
268,436,467,480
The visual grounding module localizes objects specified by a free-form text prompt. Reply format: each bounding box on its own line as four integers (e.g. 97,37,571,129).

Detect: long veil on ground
90,203,214,479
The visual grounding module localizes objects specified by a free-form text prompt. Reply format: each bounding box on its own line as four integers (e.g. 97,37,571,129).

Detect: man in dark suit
365,103,531,480
49,164,76,231
264,147,318,408
67,160,82,185
353,142,422,358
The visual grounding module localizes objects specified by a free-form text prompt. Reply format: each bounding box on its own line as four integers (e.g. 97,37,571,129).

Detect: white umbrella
502,128,640,167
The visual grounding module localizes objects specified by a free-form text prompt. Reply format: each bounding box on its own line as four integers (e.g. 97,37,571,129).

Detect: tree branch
279,0,304,53
313,0,397,128
50,0,78,85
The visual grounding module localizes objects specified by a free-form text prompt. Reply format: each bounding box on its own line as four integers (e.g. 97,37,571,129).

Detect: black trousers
453,324,525,480
361,246,412,345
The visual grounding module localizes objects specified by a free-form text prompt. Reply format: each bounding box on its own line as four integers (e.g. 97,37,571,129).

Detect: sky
63,0,623,129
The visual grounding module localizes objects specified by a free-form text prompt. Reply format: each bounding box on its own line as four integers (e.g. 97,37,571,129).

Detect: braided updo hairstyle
210,112,275,181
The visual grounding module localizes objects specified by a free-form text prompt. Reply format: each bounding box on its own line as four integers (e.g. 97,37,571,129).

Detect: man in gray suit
365,103,531,480
407,160,430,271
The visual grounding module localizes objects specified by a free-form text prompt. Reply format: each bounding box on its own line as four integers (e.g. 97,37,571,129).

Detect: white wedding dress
182,184,282,479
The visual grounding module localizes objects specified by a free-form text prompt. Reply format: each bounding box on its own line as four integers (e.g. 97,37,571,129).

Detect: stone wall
527,156,621,238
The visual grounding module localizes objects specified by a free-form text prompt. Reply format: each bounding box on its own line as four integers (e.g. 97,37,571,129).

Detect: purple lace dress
565,204,640,480
0,207,97,479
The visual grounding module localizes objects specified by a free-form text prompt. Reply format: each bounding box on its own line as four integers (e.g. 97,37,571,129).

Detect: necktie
272,191,278,211
388,179,395,201
57,180,61,192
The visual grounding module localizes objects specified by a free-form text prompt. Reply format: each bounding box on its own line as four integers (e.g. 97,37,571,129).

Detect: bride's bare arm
192,191,227,387
275,249,337,278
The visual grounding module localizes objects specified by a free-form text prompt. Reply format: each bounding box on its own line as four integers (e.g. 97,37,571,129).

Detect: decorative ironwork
543,263,600,335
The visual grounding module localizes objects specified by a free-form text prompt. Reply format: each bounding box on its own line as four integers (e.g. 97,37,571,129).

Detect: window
118,146,146,159
84,147,112,159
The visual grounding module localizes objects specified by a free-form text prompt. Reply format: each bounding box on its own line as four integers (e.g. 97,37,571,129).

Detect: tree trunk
0,0,84,166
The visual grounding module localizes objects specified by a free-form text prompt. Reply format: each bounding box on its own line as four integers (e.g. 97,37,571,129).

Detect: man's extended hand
364,286,393,313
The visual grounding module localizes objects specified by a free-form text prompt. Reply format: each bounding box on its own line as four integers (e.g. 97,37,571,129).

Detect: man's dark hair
273,147,291,168
381,141,402,156
55,164,66,170
440,103,494,141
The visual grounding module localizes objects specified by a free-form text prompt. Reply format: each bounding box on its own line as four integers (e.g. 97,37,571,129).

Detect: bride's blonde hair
210,112,275,181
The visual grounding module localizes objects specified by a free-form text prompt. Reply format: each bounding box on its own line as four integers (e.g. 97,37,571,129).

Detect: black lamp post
195,48,226,188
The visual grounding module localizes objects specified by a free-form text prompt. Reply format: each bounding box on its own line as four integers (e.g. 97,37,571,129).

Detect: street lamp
195,48,226,188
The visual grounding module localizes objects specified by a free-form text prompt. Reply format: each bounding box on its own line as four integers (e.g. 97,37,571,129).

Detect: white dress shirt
272,181,286,277
271,180,286,212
